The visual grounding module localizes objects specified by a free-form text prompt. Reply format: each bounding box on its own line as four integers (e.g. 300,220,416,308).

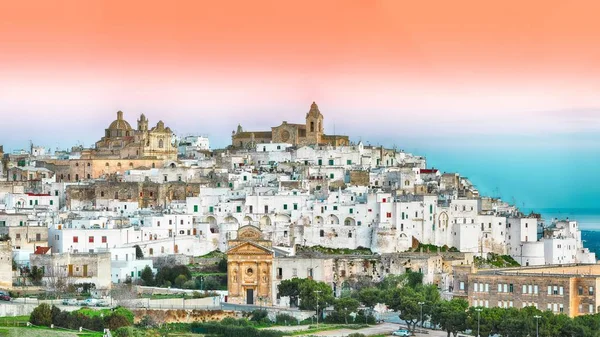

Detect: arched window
158,139,164,148
117,162,121,167
310,121,314,132
105,162,109,167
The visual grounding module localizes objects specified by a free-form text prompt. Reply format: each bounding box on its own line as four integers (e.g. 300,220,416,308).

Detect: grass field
0,327,104,337
0,316,29,327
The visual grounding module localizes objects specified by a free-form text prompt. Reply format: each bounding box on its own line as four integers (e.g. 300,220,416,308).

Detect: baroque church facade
93,111,176,160
231,102,349,149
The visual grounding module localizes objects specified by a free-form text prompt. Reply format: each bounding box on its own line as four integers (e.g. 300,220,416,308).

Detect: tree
356,287,381,310
28,265,44,286
174,274,188,288
217,257,227,273
30,303,52,326
334,297,360,324
384,287,423,333
134,245,144,259
277,278,303,307
140,266,154,286
110,284,139,307
298,279,334,313
431,299,469,337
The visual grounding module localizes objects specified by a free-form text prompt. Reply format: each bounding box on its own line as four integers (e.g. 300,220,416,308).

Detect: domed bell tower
138,113,148,132
305,101,323,144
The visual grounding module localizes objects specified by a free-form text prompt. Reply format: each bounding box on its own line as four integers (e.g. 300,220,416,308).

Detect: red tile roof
420,169,439,174
34,247,51,255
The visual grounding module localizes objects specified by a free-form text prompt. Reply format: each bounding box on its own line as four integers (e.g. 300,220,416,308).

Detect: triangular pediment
227,241,273,256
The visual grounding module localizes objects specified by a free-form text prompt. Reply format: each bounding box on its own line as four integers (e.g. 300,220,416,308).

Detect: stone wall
66,181,201,209
349,170,369,186
0,241,12,290
133,309,236,324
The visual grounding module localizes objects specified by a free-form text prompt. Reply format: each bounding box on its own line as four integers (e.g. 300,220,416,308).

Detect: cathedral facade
93,111,176,160
231,102,349,149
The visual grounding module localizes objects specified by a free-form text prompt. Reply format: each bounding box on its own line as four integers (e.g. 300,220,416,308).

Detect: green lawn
0,316,29,327
0,327,104,337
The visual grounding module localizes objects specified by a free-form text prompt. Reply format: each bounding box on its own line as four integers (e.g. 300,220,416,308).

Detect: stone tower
305,101,324,144
137,113,148,132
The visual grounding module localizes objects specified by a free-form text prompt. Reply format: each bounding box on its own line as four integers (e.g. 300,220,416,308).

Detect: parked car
82,298,98,306
392,329,411,337
96,300,109,307
62,298,78,306
0,294,11,302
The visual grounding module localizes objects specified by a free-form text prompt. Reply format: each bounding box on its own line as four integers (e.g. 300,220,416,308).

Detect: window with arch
129,163,133,168
105,162,109,167
310,121,314,132
117,162,121,167
158,139,164,148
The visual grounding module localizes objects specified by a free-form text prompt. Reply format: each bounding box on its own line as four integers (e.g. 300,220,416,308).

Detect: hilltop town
0,102,597,321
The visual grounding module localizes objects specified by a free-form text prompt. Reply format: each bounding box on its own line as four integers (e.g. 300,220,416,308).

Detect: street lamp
534,315,541,337
476,308,482,337
418,302,425,329
314,290,322,329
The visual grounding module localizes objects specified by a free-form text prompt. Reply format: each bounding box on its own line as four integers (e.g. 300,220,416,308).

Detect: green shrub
275,313,297,325
30,303,52,326
250,309,269,323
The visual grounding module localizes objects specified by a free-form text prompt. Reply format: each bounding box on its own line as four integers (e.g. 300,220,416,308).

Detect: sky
0,0,599,210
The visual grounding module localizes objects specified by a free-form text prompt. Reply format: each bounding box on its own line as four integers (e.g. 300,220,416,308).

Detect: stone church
226,226,274,305
93,111,177,160
231,102,349,149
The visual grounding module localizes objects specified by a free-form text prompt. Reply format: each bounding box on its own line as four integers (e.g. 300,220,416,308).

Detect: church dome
108,111,133,131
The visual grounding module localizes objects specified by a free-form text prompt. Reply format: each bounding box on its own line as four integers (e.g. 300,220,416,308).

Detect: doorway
246,289,254,305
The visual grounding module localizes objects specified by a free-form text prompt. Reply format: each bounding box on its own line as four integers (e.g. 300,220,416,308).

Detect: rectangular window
349,208,353,214
292,268,297,277
236,206,242,212
209,206,214,213
503,284,508,293
284,204,288,210
590,304,594,313
333,206,338,211
559,286,563,295
386,212,392,218
459,282,465,290
73,236,78,243
485,284,489,292
534,285,538,294
89,236,94,243
522,285,527,294
329,159,334,165
320,230,324,237
293,204,298,210
194,205,199,213
498,284,502,293
590,287,594,295
578,286,583,296
329,173,334,179
347,160,352,165
474,283,479,292
102,236,107,243
529,285,533,294
50,200,54,205
548,286,552,295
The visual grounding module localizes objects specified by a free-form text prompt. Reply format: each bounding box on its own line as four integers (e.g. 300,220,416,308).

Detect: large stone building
231,102,349,149
36,111,177,183
226,226,273,305
454,264,600,317
94,111,176,160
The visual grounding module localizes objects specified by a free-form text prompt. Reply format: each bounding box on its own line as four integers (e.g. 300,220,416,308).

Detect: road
267,322,449,337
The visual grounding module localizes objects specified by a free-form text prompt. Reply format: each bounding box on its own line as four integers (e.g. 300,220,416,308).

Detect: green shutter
50,200,54,205
283,204,288,210
293,204,298,210
318,159,322,166
209,206,214,213
347,160,352,165
333,206,338,211
329,159,334,165
350,208,353,214
236,206,241,212
329,173,334,179
430,204,433,214
194,205,198,212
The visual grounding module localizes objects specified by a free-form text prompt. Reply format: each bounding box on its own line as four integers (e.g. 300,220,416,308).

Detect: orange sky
2,1,599,76
1,0,599,146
